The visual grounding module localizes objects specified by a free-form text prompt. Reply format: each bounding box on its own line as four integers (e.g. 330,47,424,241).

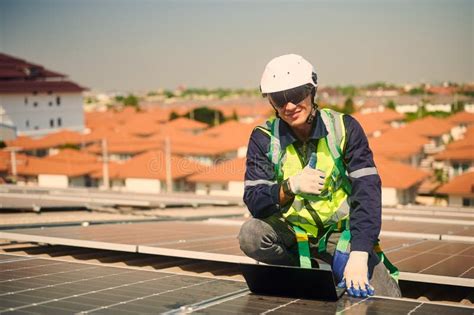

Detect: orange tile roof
164,117,208,131
147,133,223,156
369,129,428,159
434,148,474,162
16,156,100,177
120,114,162,136
187,157,246,183
353,109,405,123
89,161,123,179
403,116,453,138
112,150,206,180
47,149,99,164
447,111,474,125
375,157,429,189
426,86,458,95
213,103,273,118
198,119,264,154
435,130,474,161
85,139,161,155
351,110,405,136
446,131,474,150
6,130,93,151
437,172,474,196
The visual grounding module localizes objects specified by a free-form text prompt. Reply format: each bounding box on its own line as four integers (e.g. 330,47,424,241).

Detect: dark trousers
238,215,402,298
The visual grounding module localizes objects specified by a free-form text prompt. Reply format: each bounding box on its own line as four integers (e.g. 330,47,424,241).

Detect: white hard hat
260,54,317,94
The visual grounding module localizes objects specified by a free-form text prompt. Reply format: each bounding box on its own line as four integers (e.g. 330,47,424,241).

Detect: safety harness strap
374,243,400,282
293,225,312,268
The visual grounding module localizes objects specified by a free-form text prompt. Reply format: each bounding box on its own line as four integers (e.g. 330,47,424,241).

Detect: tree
337,85,357,98
123,94,138,107
386,100,396,110
452,101,464,113
169,111,180,120
184,106,225,126
342,97,355,114
230,110,238,121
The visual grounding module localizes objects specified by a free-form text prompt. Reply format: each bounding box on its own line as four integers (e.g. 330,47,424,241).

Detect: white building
187,157,245,197
0,53,86,139
437,172,474,207
376,157,429,206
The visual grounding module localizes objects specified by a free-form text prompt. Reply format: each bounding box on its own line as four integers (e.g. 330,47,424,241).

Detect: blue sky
1,0,472,92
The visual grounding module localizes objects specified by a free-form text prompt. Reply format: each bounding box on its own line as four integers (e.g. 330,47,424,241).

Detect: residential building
437,172,474,207
91,150,205,193
376,157,429,206
433,127,474,179
0,53,87,138
187,157,245,196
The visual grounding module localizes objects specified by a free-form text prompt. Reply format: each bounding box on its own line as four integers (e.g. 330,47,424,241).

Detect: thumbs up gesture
288,153,326,195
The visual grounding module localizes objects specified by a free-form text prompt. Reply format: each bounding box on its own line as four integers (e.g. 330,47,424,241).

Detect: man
239,54,401,298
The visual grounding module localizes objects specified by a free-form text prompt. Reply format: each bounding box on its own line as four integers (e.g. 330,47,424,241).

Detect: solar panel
1,254,472,315
0,220,473,283
184,294,474,315
0,254,247,314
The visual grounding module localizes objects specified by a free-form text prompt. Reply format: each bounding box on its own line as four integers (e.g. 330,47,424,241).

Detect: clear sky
0,0,472,92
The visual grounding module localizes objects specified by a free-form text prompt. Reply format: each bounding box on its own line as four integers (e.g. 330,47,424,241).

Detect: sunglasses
268,85,313,109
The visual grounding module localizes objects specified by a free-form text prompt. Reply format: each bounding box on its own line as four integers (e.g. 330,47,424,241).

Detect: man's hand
338,251,375,297
288,153,325,195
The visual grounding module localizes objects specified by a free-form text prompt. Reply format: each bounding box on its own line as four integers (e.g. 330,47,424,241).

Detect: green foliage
123,94,138,107
115,95,124,102
179,88,260,99
163,90,175,98
434,169,448,184
342,97,355,114
184,106,225,126
386,100,396,110
452,101,464,113
364,82,397,90
169,111,180,120
461,90,474,97
147,91,158,96
408,87,425,95
57,143,80,150
336,85,357,97
229,109,239,121
405,107,451,121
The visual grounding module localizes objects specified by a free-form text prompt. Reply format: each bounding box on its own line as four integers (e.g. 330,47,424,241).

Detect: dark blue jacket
243,110,381,253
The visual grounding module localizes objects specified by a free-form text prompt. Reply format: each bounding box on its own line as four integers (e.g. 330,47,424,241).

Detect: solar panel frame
1,220,473,285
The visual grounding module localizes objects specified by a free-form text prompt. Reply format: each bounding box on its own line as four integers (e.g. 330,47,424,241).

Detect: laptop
239,263,346,301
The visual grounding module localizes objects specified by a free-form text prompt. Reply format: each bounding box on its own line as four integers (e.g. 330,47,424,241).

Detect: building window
26,120,29,127
33,102,38,107
24,97,28,105
56,96,61,105
57,118,62,127
463,198,474,207
49,101,53,106
50,119,54,127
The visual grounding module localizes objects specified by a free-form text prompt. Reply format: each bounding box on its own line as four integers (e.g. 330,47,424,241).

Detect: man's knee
238,219,277,257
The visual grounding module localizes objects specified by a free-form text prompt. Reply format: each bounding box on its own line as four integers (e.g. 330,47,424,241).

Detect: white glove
343,251,374,297
288,166,325,195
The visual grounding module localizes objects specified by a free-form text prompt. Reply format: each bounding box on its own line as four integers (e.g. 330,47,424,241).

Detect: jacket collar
278,110,328,151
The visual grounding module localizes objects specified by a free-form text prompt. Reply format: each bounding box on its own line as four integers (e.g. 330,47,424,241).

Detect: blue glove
337,251,375,298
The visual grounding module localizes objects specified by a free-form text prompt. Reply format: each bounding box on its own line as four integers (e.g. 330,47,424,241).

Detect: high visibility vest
256,108,352,238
